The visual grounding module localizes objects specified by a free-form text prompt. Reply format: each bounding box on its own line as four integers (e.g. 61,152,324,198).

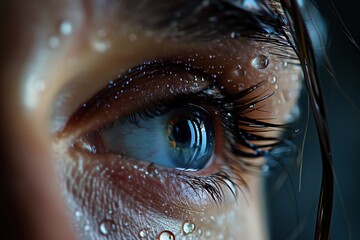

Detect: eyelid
60,60,212,140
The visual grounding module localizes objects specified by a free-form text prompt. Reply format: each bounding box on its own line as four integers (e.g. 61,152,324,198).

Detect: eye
80,103,215,170
69,60,225,175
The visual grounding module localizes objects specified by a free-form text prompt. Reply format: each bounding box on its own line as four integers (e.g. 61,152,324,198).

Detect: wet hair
281,0,334,239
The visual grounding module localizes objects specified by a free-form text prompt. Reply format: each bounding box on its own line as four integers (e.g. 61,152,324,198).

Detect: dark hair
282,1,334,239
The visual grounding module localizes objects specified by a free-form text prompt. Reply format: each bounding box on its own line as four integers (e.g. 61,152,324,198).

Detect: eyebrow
111,0,285,41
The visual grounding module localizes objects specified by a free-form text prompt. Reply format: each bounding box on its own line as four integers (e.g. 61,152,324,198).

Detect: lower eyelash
176,168,238,204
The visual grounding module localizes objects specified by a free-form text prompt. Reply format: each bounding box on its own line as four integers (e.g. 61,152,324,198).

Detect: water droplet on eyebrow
182,221,196,235
251,55,269,69
59,20,73,35
268,76,277,84
157,230,175,240
99,220,117,235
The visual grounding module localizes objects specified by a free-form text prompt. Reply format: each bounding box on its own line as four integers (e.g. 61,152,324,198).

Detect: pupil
172,120,191,144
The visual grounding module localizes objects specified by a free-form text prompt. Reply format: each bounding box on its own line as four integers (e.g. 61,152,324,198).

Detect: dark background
267,0,360,239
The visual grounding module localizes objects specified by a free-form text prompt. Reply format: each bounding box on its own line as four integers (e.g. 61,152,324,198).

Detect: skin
0,1,302,239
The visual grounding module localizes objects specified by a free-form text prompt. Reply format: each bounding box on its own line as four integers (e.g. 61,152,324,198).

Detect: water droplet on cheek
48,36,60,48
268,76,277,84
251,55,269,69
75,210,82,219
182,221,196,235
157,230,175,240
138,229,148,238
59,20,73,35
91,38,112,52
99,219,117,235
205,230,212,238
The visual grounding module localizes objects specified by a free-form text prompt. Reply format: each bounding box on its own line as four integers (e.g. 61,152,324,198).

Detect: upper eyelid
59,60,213,139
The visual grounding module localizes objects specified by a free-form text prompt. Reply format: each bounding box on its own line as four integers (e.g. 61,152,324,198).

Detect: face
1,1,303,239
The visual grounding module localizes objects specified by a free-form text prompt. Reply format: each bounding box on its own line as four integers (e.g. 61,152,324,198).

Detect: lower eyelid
64,147,237,208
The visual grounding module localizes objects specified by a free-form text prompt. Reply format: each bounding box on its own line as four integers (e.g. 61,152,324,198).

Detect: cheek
58,149,266,239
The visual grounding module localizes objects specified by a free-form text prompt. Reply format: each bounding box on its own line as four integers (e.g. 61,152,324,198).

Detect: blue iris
102,106,215,170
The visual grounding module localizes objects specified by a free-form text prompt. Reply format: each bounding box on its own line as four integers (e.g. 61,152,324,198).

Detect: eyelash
70,55,292,203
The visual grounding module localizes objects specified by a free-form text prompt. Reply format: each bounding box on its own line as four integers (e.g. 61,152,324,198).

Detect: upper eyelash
101,81,290,204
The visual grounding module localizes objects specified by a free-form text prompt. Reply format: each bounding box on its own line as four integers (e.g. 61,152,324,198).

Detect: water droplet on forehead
59,21,73,35
157,230,175,240
251,55,269,69
182,221,196,235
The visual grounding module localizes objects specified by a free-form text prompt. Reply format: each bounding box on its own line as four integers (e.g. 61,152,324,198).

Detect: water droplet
238,83,245,90
182,221,195,235
97,29,107,38
268,76,277,84
48,36,60,48
205,230,212,237
138,229,148,238
84,224,91,231
99,220,117,235
91,38,111,52
59,21,73,35
195,229,202,237
251,55,269,69
157,230,175,240
75,211,82,218
129,33,138,41
262,164,270,172
291,74,299,81
230,31,239,38
208,16,217,22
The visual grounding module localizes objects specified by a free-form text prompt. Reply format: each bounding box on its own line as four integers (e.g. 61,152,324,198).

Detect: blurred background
266,0,360,239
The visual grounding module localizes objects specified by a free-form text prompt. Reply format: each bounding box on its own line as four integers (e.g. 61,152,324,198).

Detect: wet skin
1,1,302,239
